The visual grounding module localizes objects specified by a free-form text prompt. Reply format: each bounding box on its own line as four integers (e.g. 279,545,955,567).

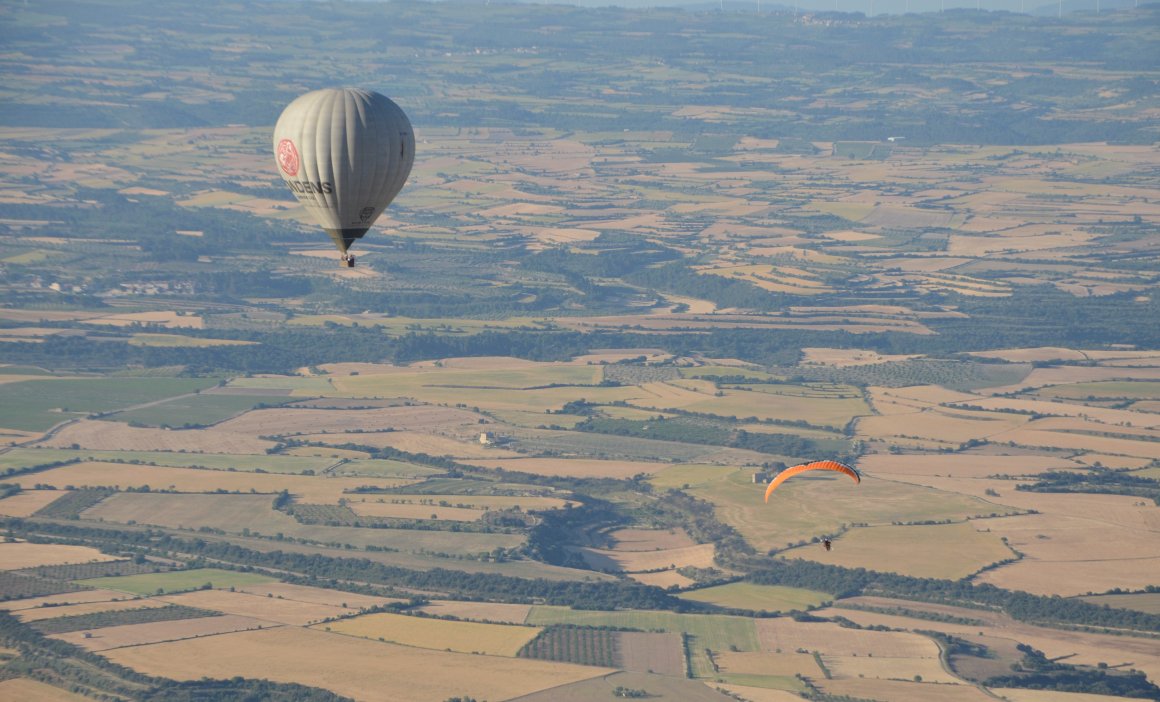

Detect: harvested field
576,543,715,573
0,589,130,612
0,678,90,701
823,652,961,684
619,631,685,676
990,426,1160,458
157,589,348,626
15,597,168,623
816,678,993,702
416,600,532,624
777,523,1015,580
802,348,923,367
822,597,1160,682
347,501,484,522
1080,593,1160,614
711,684,812,702
507,670,734,702
628,570,696,589
104,627,607,702
466,457,669,478
79,492,520,555
351,494,572,511
214,405,484,437
649,463,736,490
231,582,398,610
678,583,831,613
58,613,268,651
322,611,541,656
0,542,117,571
81,311,202,329
36,420,274,454
983,366,1160,394
716,650,821,677
0,490,67,517
607,528,697,551
18,463,411,503
947,396,1160,429
858,453,1073,478
302,430,520,458
970,347,1095,363
757,617,939,659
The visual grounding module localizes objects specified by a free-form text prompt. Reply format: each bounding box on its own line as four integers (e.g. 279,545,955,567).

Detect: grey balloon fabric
274,88,414,254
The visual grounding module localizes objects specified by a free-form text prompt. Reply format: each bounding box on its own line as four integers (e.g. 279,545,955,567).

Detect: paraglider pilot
822,539,832,552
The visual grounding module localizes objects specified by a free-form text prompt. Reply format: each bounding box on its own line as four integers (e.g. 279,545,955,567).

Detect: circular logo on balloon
276,139,299,177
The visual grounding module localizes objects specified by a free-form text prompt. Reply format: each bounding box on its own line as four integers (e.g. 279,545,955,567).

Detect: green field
109,393,297,428
0,448,83,473
330,459,443,478
677,583,831,613
526,606,759,678
75,568,277,595
0,377,217,431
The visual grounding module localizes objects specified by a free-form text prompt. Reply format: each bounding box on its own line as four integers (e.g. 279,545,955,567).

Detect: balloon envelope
273,88,414,254
764,460,861,502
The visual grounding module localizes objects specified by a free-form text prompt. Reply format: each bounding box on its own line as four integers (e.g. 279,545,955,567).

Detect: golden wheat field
0,677,90,702
157,589,349,626
0,489,68,517
36,420,275,454
60,614,268,652
576,543,716,573
16,463,411,503
0,541,118,570
320,611,541,656
415,600,533,624
14,598,169,623
102,627,607,702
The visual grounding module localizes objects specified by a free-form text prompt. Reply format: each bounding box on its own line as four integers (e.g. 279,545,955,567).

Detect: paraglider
273,88,414,267
763,460,860,552
763,460,861,503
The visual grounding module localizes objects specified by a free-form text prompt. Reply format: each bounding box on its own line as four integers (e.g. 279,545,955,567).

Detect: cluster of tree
1016,468,1160,505
30,604,215,635
982,644,1160,699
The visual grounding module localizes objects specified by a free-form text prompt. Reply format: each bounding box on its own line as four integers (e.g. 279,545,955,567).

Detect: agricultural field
778,522,1016,580
678,582,832,613
0,542,118,571
320,611,541,656
2,2,1160,699
103,627,609,702
526,606,760,678
74,568,277,596
0,377,216,432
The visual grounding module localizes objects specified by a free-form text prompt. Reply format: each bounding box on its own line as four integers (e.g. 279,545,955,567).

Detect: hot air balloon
763,460,861,503
273,88,414,267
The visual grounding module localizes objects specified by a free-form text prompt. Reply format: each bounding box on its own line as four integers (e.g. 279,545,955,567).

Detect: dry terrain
102,626,609,702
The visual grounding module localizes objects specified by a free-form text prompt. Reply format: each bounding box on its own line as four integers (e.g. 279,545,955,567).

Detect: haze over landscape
0,1,1157,701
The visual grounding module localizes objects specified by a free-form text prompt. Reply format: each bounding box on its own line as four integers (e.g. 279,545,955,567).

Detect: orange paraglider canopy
764,460,861,502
